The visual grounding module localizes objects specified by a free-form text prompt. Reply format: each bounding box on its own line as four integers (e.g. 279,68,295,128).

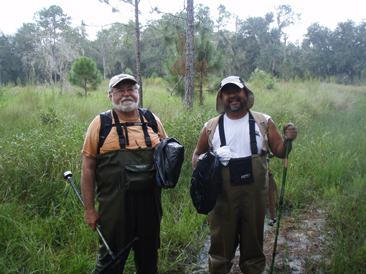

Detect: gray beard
112,95,139,112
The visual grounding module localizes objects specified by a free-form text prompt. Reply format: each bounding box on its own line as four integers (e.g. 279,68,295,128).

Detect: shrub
249,69,276,90
124,68,133,75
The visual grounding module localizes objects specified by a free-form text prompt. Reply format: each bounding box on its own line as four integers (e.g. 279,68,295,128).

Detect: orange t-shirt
82,111,167,159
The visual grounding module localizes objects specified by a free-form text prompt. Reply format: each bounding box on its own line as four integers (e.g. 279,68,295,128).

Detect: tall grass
0,79,365,273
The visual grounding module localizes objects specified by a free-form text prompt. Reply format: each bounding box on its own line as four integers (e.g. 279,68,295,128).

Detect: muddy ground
191,207,329,274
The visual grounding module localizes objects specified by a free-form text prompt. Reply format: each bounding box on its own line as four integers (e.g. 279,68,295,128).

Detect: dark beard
224,97,247,112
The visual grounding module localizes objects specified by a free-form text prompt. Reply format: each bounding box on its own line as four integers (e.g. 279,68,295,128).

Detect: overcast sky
0,0,364,43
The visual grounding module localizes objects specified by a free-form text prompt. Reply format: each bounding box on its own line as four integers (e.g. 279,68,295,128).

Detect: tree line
1,3,366,92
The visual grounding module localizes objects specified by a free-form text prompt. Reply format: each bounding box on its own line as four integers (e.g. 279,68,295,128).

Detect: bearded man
192,76,298,274
81,74,167,273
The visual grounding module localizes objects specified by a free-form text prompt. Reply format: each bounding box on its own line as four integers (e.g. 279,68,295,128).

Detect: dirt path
262,208,328,273
191,207,328,273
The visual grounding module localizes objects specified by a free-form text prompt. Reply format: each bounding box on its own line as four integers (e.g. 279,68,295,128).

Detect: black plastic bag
190,151,222,214
153,138,184,188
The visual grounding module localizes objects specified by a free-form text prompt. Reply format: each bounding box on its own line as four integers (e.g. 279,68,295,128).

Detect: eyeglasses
112,87,136,96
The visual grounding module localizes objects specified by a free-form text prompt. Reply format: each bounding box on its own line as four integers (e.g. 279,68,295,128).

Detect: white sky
0,0,365,43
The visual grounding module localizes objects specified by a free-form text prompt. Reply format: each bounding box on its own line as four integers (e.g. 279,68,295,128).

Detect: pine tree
68,57,102,98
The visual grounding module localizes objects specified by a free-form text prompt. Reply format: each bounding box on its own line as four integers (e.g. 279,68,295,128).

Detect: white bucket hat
216,76,254,114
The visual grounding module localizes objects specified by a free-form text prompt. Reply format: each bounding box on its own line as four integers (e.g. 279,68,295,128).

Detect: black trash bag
190,151,222,214
153,138,184,189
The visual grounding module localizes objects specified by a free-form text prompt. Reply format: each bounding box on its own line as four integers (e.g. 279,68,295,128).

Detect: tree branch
170,75,185,95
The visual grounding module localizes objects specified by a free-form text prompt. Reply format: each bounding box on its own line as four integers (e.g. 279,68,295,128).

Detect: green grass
0,79,365,273
323,174,366,272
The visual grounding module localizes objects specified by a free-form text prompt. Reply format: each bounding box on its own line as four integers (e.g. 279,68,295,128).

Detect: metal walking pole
63,171,138,274
270,139,292,274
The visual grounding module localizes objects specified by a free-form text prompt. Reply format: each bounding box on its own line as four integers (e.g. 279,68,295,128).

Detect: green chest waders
208,113,269,274
94,110,162,274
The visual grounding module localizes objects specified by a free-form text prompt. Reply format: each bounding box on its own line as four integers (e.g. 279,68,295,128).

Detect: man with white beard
81,74,167,273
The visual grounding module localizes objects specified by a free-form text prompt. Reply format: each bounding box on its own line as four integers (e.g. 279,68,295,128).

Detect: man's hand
284,123,298,142
84,209,100,231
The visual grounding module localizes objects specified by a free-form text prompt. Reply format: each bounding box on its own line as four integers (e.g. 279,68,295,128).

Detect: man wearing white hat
192,76,297,273
81,74,167,273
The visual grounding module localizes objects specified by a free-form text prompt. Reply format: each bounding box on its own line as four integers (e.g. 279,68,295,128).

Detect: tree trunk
184,0,194,110
84,79,88,98
60,78,63,95
48,70,55,95
199,74,203,106
103,56,106,80
135,0,143,107
283,34,287,62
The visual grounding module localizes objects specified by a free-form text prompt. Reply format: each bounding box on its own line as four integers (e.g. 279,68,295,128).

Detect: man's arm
192,127,210,169
81,154,99,231
268,120,298,159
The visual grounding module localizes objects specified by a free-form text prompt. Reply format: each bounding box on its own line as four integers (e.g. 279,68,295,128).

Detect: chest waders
95,110,162,274
208,112,269,274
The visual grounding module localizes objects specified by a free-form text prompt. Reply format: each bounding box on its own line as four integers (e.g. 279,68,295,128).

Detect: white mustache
120,96,134,102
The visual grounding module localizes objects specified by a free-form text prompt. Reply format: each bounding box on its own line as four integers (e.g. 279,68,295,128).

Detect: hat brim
216,86,254,114
111,78,137,89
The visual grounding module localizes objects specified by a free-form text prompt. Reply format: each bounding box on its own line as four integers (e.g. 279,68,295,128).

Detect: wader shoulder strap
138,110,152,147
112,109,153,148
218,112,258,155
218,115,226,147
249,110,269,154
98,108,157,153
112,109,127,148
249,112,258,154
138,108,158,134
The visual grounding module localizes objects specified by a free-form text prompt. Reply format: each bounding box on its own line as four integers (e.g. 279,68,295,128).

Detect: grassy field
0,78,365,273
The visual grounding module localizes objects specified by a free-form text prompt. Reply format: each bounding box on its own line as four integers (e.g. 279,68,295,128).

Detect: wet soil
191,206,329,273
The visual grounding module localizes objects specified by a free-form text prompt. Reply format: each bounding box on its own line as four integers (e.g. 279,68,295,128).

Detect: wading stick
63,171,138,274
270,137,292,274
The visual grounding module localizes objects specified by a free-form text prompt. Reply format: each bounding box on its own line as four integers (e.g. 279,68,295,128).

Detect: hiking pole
270,124,293,274
63,171,139,274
